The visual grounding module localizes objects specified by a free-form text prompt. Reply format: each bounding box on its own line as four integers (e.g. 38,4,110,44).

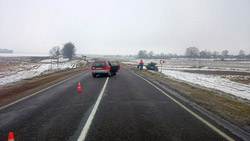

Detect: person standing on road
139,59,144,70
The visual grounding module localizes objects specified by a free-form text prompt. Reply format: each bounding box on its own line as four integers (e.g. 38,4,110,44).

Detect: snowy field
123,59,250,72
0,58,86,86
123,59,250,100
163,70,250,100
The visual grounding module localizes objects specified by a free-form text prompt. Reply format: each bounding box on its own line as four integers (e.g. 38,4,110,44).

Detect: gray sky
0,0,250,55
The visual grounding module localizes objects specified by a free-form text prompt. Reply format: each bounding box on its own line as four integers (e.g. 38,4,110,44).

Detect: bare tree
185,47,199,58
221,50,229,57
148,51,154,58
200,50,212,58
168,53,173,58
50,46,60,57
213,51,219,58
160,53,165,58
49,46,60,68
138,50,147,58
239,50,245,57
62,42,76,60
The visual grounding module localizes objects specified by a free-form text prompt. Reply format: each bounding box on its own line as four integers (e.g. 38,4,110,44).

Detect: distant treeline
137,47,250,60
0,49,13,53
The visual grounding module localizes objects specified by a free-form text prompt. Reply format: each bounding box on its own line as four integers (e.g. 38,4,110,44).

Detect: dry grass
127,65,250,133
0,62,22,71
224,75,250,85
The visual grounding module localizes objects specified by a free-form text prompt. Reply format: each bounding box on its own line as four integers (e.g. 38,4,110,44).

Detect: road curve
0,67,243,140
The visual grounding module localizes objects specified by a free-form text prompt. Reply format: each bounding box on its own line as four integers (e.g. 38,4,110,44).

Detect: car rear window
93,62,105,67
111,62,119,66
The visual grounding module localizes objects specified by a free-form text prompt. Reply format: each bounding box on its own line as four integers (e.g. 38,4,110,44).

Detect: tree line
49,42,76,60
137,47,250,59
184,47,249,59
138,50,178,59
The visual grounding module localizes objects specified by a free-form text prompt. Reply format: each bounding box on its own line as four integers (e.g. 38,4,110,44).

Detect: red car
91,60,121,77
91,61,111,77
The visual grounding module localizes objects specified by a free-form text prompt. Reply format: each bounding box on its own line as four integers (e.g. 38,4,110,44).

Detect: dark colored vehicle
109,61,121,75
146,62,158,72
91,61,111,77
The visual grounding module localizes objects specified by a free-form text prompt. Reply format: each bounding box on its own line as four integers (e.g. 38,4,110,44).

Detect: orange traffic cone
8,132,14,141
77,81,82,92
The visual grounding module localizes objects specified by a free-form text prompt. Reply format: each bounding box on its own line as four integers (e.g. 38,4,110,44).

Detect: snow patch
0,60,86,86
162,70,250,100
123,59,250,100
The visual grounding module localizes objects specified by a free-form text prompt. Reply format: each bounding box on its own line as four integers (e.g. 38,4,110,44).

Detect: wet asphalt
0,67,242,141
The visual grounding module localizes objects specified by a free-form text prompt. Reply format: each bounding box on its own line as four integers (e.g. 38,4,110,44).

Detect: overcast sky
0,0,250,55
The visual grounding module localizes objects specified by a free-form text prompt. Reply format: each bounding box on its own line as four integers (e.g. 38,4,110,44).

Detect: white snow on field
162,70,250,100
0,60,86,86
40,58,70,63
122,59,250,73
123,59,250,100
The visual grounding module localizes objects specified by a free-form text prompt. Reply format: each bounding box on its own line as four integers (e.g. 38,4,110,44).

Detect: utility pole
56,48,59,70
50,55,52,71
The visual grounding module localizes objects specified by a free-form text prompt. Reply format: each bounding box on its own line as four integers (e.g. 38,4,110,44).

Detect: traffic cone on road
8,132,14,141
77,81,82,92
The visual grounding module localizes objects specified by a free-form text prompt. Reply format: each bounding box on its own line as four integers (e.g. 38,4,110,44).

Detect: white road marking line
0,72,86,111
77,77,109,141
134,73,234,141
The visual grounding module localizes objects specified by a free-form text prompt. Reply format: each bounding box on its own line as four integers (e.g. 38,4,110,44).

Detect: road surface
0,67,243,140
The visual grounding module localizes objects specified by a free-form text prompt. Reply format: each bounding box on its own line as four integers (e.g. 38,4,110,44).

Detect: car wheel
93,73,96,78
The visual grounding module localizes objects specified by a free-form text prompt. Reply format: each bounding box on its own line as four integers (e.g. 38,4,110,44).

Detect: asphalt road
0,67,243,141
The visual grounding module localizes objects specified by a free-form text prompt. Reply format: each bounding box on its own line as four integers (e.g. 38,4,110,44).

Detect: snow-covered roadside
123,59,250,73
161,66,250,73
0,60,86,86
40,58,70,63
162,70,250,100
123,60,250,100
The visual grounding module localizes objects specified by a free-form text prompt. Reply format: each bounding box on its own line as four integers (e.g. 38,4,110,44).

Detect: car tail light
102,66,107,69
92,67,96,70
